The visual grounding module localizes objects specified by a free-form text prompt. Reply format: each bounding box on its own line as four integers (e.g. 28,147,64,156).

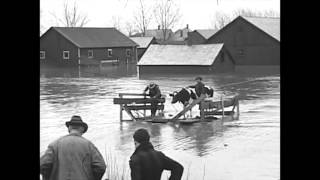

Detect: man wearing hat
40,115,106,180
188,76,206,98
129,128,184,180
143,82,162,118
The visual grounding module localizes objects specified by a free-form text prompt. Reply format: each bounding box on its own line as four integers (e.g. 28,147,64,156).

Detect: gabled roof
207,16,280,42
50,27,138,48
242,16,280,41
130,37,155,48
137,44,224,66
194,29,218,39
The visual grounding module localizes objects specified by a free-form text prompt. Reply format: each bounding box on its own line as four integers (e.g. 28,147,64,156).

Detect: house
40,27,138,67
137,44,235,74
187,29,218,45
166,24,191,45
130,37,157,60
206,16,280,72
131,26,174,44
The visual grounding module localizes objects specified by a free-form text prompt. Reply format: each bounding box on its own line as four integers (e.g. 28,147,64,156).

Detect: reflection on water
40,66,280,180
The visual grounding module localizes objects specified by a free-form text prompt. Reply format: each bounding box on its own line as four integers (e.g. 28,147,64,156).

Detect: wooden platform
113,93,165,121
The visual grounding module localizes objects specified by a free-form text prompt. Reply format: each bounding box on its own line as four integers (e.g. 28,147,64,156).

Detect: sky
40,0,280,34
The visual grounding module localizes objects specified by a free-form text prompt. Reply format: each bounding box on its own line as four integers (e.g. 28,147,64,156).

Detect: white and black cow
169,86,214,118
169,88,197,118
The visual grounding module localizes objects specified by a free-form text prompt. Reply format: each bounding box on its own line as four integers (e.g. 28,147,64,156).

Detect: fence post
200,100,205,121
143,94,146,117
119,94,123,121
221,95,224,120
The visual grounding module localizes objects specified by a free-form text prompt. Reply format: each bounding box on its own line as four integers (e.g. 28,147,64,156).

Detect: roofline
240,16,280,42
52,27,82,47
137,43,225,66
206,16,280,43
113,28,139,46
193,30,211,40
49,27,138,48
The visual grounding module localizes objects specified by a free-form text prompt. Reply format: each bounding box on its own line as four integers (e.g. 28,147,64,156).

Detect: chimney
158,25,160,30
186,24,189,29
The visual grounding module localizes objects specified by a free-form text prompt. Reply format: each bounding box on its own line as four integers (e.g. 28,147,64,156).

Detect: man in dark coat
143,82,162,117
129,129,184,180
40,115,106,180
188,76,206,98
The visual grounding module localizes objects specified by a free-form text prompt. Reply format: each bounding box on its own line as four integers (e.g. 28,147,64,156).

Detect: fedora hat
65,115,88,133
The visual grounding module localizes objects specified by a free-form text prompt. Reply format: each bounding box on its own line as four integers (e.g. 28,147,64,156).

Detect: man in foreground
40,115,106,180
129,128,184,180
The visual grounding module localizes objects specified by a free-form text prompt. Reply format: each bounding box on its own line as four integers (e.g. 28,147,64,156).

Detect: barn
40,27,138,67
137,44,235,74
206,16,280,72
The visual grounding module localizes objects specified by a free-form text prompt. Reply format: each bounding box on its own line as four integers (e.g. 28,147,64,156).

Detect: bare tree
111,15,122,31
124,21,138,36
153,0,181,41
51,1,89,27
233,8,280,18
211,11,232,30
133,0,152,36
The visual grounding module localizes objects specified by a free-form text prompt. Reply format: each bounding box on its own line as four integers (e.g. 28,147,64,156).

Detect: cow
169,88,197,118
169,86,214,118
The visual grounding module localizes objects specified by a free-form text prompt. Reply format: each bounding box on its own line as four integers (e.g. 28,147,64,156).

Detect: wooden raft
113,93,165,121
171,94,240,122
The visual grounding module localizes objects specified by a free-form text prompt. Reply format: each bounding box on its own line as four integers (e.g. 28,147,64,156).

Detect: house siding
80,47,137,65
40,28,138,67
40,28,79,67
206,17,280,66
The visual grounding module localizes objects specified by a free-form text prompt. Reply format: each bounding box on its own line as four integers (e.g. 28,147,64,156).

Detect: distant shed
137,44,235,74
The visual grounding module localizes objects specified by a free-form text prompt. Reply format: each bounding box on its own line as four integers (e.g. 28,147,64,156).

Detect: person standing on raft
143,82,161,118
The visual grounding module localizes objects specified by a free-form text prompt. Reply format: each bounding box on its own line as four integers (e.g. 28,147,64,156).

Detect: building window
107,49,112,57
63,51,70,59
180,30,183,37
88,50,93,58
126,49,131,57
40,51,45,59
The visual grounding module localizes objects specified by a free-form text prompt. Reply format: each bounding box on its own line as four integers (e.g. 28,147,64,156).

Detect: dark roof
137,44,224,66
242,16,280,41
51,27,138,48
194,29,218,39
207,16,280,42
130,37,155,48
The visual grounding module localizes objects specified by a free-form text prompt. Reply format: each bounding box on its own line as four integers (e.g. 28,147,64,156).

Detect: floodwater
40,65,280,180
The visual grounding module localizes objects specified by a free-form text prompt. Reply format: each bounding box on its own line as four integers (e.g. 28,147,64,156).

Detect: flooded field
40,65,280,180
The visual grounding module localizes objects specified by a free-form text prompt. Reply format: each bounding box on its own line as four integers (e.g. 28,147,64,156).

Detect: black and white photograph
40,0,280,179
